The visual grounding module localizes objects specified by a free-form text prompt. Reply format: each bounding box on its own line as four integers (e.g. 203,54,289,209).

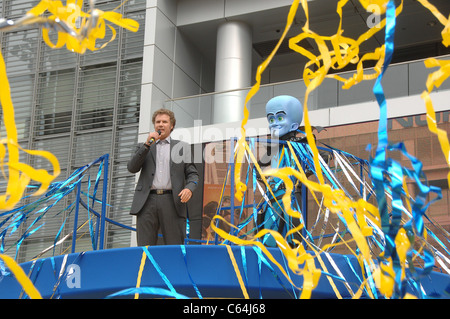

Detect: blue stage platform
1,245,449,299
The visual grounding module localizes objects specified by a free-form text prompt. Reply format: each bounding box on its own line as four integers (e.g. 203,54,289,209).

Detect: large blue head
266,95,303,138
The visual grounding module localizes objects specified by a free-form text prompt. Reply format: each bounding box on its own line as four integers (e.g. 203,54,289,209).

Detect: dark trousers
136,193,186,246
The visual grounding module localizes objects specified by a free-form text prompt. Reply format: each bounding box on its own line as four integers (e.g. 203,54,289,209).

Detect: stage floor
1,245,449,299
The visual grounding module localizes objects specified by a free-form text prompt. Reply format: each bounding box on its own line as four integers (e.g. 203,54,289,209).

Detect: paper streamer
224,0,450,299
0,1,138,297
234,0,301,202
108,287,189,299
28,0,139,54
0,254,42,299
421,57,450,185
0,1,138,211
0,45,60,210
226,245,250,299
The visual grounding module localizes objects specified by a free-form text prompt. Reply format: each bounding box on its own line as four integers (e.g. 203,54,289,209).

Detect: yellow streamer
359,0,390,14
0,1,139,211
213,213,346,298
212,216,301,289
0,254,42,299
373,259,396,298
414,0,450,185
29,0,139,54
234,0,301,202
225,245,249,299
0,45,60,210
395,228,411,281
223,0,450,299
134,250,147,299
421,62,450,185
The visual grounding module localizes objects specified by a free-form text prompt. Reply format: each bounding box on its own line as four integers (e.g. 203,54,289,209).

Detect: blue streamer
362,259,379,299
142,246,177,296
368,0,400,297
279,249,298,298
343,255,368,297
252,139,258,230
0,154,118,259
86,171,96,250
252,246,297,298
106,287,189,299
180,245,202,299
240,246,249,289
365,0,445,298
256,247,262,299
370,0,396,232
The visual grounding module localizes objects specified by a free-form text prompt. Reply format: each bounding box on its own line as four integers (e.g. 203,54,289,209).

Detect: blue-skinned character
257,95,308,247
266,95,303,139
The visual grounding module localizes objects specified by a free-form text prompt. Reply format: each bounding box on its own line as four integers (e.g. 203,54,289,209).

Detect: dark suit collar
150,142,156,162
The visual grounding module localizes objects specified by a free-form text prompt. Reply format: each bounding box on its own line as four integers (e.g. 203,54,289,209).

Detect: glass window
0,1,144,261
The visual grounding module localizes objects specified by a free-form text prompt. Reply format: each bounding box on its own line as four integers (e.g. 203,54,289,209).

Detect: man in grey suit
128,108,199,246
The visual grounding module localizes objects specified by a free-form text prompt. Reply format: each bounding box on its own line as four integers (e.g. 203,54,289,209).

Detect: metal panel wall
0,0,145,262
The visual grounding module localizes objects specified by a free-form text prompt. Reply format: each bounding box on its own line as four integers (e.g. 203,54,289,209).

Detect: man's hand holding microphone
144,130,161,148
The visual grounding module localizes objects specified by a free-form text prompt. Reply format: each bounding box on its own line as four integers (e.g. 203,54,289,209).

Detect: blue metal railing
204,136,371,248
1,139,371,259
0,154,137,260
71,154,109,252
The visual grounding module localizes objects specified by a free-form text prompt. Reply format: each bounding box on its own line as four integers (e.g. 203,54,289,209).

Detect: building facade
0,0,146,261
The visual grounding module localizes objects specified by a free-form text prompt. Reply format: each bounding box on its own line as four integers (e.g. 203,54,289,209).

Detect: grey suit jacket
127,139,199,217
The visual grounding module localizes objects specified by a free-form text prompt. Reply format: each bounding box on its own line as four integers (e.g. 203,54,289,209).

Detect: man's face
154,114,173,140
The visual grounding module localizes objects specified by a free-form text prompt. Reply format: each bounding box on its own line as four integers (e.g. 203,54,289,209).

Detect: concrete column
213,21,252,124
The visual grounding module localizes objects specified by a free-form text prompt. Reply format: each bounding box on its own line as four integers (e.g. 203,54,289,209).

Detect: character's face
267,110,290,138
266,96,303,138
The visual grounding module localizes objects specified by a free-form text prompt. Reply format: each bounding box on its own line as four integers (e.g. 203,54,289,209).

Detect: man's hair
152,108,176,131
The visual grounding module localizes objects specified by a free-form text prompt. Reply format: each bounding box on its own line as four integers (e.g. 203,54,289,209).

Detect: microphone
148,130,161,145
